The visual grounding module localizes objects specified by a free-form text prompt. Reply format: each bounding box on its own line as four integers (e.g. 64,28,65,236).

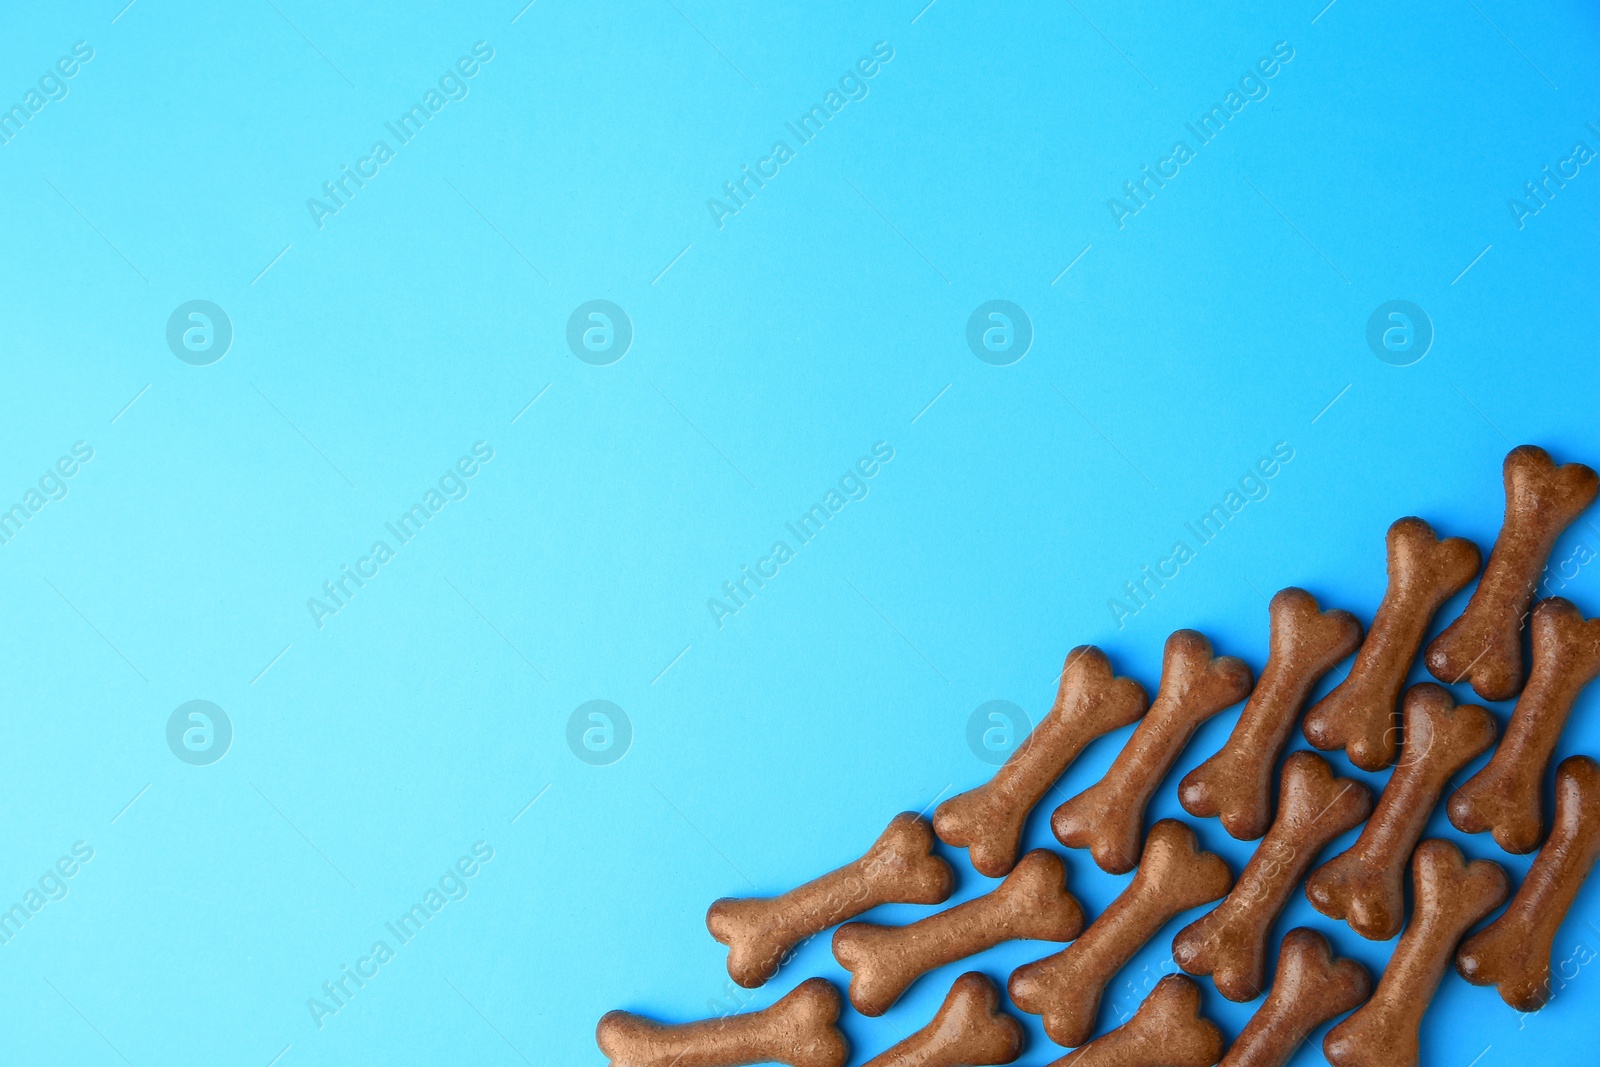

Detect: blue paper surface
1,1,1598,1063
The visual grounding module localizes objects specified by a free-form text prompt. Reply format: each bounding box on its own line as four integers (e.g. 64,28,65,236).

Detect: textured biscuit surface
1322,841,1508,1067
1448,597,1600,853
1457,756,1600,1011
1302,517,1479,771
1173,753,1371,1000
708,813,952,988
833,849,1082,1016
1306,684,1496,940
1009,819,1232,1048
937,646,1147,876
596,977,848,1067
1053,629,1251,873
1180,588,1362,840
1426,444,1599,701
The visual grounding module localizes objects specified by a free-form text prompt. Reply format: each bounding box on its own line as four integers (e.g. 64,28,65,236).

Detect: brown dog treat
1426,444,1600,701
1323,840,1508,1067
1456,755,1600,1010
1180,588,1362,840
1305,684,1496,940
1009,819,1232,1048
1302,518,1481,772
860,972,1023,1067
937,646,1148,877
1173,753,1372,1000
1447,598,1600,853
1220,929,1370,1067
708,813,953,988
1046,975,1223,1067
1052,630,1252,873
596,976,848,1067
833,849,1083,1016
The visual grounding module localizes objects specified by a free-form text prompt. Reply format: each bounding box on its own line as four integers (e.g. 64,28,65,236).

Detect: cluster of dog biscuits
597,444,1600,1067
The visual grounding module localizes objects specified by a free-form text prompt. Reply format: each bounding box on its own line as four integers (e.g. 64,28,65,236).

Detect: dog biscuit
833,849,1082,1016
1306,684,1496,940
1426,444,1598,701
1457,755,1600,1010
1448,597,1600,853
1181,588,1362,839
1053,630,1251,873
1046,975,1222,1067
708,813,952,988
1219,929,1370,1067
860,972,1023,1067
596,977,848,1067
1322,841,1508,1067
1302,517,1479,771
1009,819,1232,1048
1173,753,1371,1000
937,647,1147,876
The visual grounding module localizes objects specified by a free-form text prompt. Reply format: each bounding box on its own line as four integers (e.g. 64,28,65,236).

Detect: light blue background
1,0,1597,1064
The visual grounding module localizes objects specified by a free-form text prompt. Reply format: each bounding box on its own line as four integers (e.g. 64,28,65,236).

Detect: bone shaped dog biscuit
596,976,848,1067
860,972,1023,1067
937,646,1148,876
1448,597,1600,853
1009,819,1232,1048
1220,929,1370,1067
1180,588,1362,840
1306,683,1496,940
708,812,953,988
1053,629,1251,873
1457,756,1600,1011
1045,975,1223,1067
1426,444,1599,701
833,849,1083,1016
1323,840,1508,1067
1302,517,1480,771
1173,753,1371,1000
